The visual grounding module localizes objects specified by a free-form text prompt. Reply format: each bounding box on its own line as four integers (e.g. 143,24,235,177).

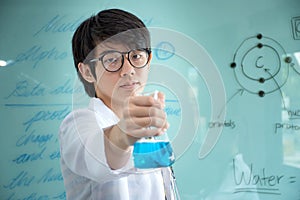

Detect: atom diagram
230,33,294,97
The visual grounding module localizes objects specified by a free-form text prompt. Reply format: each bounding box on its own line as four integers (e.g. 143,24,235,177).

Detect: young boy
59,9,176,199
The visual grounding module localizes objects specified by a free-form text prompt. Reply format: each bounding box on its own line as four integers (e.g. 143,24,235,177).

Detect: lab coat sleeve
59,109,133,184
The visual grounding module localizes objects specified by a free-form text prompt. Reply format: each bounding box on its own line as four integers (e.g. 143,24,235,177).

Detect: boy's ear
149,52,153,62
78,63,96,83
147,52,153,69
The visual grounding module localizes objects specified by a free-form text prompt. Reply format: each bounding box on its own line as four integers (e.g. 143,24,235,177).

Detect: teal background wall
1,0,300,199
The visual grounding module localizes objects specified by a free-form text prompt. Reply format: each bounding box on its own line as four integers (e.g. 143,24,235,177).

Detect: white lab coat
59,97,175,200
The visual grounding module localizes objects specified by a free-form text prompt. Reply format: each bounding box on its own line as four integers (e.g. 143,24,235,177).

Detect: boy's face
92,42,151,108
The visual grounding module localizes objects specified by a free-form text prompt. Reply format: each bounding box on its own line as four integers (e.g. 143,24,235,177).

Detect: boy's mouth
120,81,140,89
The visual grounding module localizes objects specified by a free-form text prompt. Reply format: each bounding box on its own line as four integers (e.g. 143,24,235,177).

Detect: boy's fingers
126,106,166,119
157,92,165,106
130,96,163,109
131,116,167,129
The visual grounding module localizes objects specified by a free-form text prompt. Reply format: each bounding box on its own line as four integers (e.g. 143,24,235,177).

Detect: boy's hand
117,92,169,140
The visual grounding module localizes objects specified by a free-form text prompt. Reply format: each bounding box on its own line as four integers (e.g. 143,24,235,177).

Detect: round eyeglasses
89,48,151,72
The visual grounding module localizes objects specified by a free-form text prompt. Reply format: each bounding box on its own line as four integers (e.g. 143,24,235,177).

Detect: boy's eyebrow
98,50,121,57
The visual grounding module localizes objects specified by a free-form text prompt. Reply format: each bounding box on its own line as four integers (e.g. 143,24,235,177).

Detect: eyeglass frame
89,48,152,72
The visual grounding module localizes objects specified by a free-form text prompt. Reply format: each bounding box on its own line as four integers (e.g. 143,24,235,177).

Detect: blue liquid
133,141,175,169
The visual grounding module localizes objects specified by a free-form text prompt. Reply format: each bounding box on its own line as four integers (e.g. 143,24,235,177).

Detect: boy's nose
120,57,135,77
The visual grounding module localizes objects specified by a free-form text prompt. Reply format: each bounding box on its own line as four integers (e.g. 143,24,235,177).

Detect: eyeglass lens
102,49,149,72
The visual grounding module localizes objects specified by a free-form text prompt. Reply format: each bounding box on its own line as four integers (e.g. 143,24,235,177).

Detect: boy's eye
104,57,117,64
131,54,142,60
102,53,122,66
130,50,147,60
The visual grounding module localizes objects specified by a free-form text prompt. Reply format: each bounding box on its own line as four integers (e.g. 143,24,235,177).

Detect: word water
133,141,175,169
